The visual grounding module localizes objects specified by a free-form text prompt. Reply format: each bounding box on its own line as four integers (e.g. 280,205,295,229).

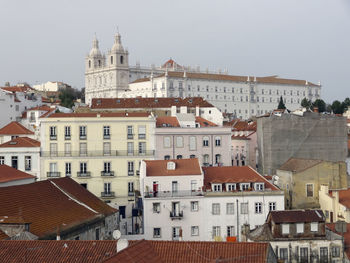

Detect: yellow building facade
40,112,155,215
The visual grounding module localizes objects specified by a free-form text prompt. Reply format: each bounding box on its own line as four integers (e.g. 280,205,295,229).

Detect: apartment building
40,112,156,218
140,159,284,241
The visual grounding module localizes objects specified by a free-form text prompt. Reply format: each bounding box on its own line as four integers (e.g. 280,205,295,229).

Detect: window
202,136,209,147
79,126,87,139
64,143,71,156
255,183,264,191
212,203,220,215
241,203,248,214
279,248,288,260
176,155,183,159
310,222,318,232
65,126,71,139
320,247,328,262
332,246,340,257
163,136,171,148
176,136,183,147
128,182,134,196
50,143,57,156
50,126,57,140
103,126,110,139
120,55,124,64
296,223,304,233
138,142,146,154
0,156,4,165
191,201,198,211
164,155,170,160
172,227,180,240
282,224,290,234
128,161,134,176
127,142,134,155
306,184,313,197
110,56,113,65
189,136,196,150
226,184,236,191
104,182,111,194
215,154,221,164
203,154,209,166
127,126,133,139
95,228,100,240
80,143,87,156
153,228,161,238
240,183,250,191
227,226,235,237
214,136,221,147
212,226,221,238
80,162,87,173
190,154,196,159
104,162,111,173
226,203,234,214
24,156,31,171
191,180,197,191
65,163,71,177
212,184,222,192
103,142,111,155
191,226,199,236
300,247,308,262
153,203,160,213
269,202,276,211
255,202,262,214
138,126,146,139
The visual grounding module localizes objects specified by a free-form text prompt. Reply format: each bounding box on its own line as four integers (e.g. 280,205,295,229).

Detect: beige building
275,158,348,209
40,112,156,219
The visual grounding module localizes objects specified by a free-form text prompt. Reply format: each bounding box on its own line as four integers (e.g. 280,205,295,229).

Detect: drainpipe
172,135,175,159
236,199,239,241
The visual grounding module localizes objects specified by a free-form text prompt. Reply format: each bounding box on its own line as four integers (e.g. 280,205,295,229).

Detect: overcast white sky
1,0,349,103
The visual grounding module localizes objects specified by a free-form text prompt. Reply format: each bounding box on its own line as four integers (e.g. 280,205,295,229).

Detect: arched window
203,154,209,166
98,60,101,67
190,155,196,159
164,155,170,160
88,60,91,68
120,55,124,64
215,154,221,165
110,56,113,65
203,136,209,147
176,155,183,159
215,136,221,146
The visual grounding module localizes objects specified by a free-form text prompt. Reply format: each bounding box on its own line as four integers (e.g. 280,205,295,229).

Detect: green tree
277,96,286,110
312,99,326,113
301,98,312,109
58,87,76,108
331,100,345,114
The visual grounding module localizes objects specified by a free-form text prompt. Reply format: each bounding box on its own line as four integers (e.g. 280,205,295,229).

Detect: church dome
111,33,124,53
89,36,102,57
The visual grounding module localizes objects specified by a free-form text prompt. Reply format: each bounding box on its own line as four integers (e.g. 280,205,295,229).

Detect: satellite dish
112,230,121,240
117,239,129,253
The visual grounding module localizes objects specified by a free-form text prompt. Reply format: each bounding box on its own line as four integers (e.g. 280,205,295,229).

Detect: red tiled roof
91,97,215,109
0,240,118,263
0,177,117,239
156,116,180,127
327,223,350,259
48,112,150,118
161,58,183,69
0,165,36,183
130,77,150,84
1,85,33,93
144,159,202,177
0,122,34,135
203,166,279,191
231,135,251,140
225,120,257,131
337,188,350,209
105,240,272,263
0,137,40,148
0,216,28,224
278,158,323,173
195,116,217,127
269,210,324,223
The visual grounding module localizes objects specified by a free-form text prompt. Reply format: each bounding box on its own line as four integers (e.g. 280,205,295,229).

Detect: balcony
101,192,115,198
101,171,114,177
138,134,146,140
77,172,91,178
144,190,204,198
80,135,87,140
128,171,134,176
65,135,71,140
47,172,60,177
128,192,134,197
41,150,155,158
127,134,134,139
103,134,110,139
169,211,183,220
50,135,57,140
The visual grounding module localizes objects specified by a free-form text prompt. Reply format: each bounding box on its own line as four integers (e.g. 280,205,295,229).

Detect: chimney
313,107,319,113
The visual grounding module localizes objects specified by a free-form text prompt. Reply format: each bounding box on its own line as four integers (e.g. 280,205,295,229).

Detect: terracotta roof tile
195,116,217,127
337,188,350,209
156,116,180,127
203,166,279,191
0,137,40,148
91,97,214,109
278,158,323,173
224,120,257,131
130,77,150,84
0,122,34,135
0,165,36,183
0,177,117,238
0,240,118,263
270,210,324,223
48,112,150,118
144,159,202,177
1,85,34,93
105,240,272,263
327,223,350,259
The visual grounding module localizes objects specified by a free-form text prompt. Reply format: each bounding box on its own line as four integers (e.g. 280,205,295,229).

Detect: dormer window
282,224,290,234
296,223,304,233
240,183,250,191
254,183,264,191
212,184,222,192
226,183,236,191
311,222,318,232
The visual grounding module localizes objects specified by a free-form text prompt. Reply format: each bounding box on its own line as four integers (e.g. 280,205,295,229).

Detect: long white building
85,33,321,119
140,159,284,241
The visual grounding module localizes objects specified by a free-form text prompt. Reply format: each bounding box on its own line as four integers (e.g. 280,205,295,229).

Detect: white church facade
85,33,322,119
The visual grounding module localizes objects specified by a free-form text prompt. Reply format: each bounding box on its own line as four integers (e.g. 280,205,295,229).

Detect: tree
301,98,312,109
277,96,286,110
58,87,76,108
331,100,345,114
312,99,326,113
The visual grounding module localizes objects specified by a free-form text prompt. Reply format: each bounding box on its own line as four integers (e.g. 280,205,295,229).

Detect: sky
1,0,349,103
